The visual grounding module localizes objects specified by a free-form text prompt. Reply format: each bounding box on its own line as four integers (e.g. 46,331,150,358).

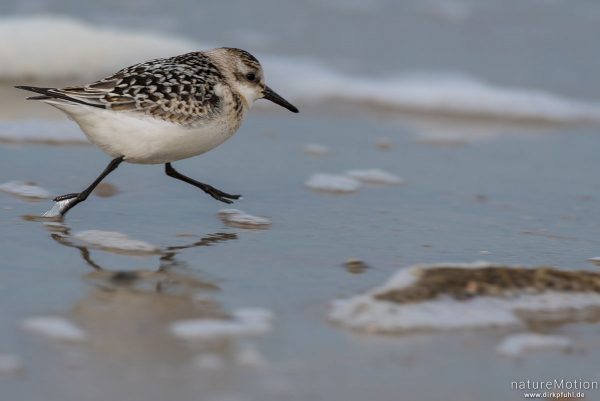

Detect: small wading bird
16,47,298,216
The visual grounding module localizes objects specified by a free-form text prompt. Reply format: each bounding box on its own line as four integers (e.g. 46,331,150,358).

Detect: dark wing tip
14,85,56,98
15,85,52,91
14,85,105,109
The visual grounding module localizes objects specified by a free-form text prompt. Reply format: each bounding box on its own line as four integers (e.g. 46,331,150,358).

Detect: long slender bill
263,86,299,113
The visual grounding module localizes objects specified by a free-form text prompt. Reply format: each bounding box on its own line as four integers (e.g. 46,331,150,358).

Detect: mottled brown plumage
15,47,298,216
44,52,225,125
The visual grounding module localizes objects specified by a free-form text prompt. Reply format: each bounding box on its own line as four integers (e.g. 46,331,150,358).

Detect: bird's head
207,47,299,113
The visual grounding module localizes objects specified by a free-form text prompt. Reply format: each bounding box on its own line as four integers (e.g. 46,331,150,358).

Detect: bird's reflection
21,218,276,400
44,222,237,294
34,222,246,367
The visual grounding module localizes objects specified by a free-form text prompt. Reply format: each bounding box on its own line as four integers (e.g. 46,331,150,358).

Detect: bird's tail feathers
14,85,104,108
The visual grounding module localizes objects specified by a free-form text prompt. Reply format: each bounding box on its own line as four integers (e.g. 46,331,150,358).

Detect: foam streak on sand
0,181,51,200
73,230,160,255
305,174,361,193
22,316,85,342
345,169,404,185
170,308,273,340
497,333,572,357
218,209,271,229
305,170,402,193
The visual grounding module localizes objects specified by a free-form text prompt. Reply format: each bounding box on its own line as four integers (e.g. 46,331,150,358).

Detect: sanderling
16,47,298,216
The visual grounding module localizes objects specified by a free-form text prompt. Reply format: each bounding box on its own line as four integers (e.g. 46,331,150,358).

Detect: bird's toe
54,192,80,202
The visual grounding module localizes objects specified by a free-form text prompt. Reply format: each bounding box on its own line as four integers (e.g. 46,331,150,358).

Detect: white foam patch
73,230,160,255
0,354,23,374
170,308,273,340
496,333,572,357
305,173,361,193
329,262,600,333
0,180,51,199
303,143,329,156
22,316,86,342
0,15,198,80
218,209,271,229
345,169,404,185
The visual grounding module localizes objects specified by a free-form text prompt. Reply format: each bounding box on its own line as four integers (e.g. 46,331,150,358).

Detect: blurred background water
2,0,600,105
2,0,600,100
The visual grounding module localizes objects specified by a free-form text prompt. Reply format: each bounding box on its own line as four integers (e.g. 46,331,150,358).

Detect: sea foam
73,230,160,255
0,180,51,199
170,308,273,340
345,169,404,185
305,173,362,193
217,209,272,229
496,333,572,357
22,316,86,342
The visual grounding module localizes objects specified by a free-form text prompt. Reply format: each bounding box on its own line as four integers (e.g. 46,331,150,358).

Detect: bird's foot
203,186,241,204
43,195,79,218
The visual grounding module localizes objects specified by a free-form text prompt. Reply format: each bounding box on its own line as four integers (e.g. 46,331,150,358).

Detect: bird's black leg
165,162,240,204
55,156,125,216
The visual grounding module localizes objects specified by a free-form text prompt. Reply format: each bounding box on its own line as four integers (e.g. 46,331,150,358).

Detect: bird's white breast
46,100,244,164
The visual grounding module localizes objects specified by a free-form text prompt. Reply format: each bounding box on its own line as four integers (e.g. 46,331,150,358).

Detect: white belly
47,102,241,164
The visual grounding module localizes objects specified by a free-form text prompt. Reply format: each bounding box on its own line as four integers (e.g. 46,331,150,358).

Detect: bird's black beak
262,86,299,113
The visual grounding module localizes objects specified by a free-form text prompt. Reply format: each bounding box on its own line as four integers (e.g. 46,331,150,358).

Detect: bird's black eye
246,72,256,82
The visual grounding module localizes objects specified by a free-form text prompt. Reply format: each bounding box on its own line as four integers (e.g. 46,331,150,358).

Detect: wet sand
2,107,600,401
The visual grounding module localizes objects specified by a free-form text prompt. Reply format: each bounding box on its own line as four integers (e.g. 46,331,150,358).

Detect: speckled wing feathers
53,52,224,125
